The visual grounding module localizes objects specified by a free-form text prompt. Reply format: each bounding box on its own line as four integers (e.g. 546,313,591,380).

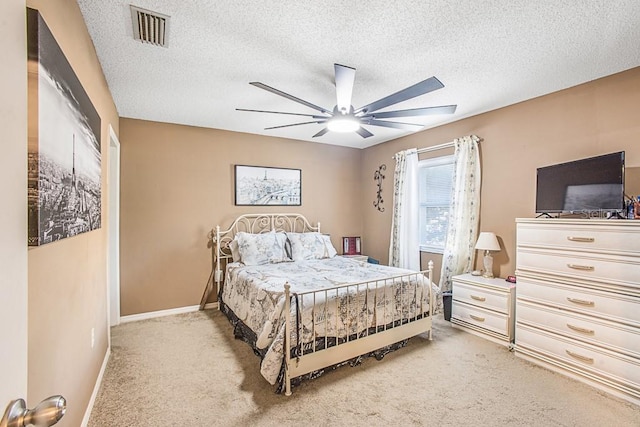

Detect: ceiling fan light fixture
327,115,360,133
240,63,456,139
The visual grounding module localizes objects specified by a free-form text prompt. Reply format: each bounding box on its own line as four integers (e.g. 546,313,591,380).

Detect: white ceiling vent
130,5,170,47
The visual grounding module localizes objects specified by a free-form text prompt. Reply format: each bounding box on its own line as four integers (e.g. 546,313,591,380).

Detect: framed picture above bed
234,165,302,206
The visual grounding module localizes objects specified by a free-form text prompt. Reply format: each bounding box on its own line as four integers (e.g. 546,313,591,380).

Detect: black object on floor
442,291,452,321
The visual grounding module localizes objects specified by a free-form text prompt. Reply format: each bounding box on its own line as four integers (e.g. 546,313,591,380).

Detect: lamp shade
475,232,500,251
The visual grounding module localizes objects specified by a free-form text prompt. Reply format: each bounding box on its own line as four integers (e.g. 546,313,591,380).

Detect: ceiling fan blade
356,127,374,138
264,120,326,130
355,76,445,115
334,64,356,113
236,108,328,119
361,105,457,119
250,82,331,115
364,119,424,131
313,128,329,138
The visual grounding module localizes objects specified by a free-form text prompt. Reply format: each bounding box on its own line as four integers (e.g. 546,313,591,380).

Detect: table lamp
475,232,500,278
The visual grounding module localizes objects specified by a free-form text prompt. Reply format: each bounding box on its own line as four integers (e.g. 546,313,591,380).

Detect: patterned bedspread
221,256,439,384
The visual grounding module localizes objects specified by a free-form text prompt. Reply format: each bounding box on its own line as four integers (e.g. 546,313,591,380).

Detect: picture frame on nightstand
342,236,361,255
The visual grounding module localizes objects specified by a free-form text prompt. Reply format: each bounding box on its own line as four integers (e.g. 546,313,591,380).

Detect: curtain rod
392,141,453,159
392,136,483,159
417,141,455,154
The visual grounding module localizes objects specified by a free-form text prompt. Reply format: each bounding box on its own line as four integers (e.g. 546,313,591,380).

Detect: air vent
130,5,170,47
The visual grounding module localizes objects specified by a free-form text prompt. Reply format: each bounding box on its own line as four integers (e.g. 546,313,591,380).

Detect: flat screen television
536,151,625,214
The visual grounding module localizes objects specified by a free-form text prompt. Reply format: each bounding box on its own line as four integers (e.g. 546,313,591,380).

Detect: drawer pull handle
567,236,595,243
566,297,595,307
470,295,486,302
469,314,485,322
565,350,594,364
566,323,595,335
567,263,594,271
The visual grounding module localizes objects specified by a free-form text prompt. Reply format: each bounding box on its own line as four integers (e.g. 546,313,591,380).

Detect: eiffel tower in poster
71,134,77,190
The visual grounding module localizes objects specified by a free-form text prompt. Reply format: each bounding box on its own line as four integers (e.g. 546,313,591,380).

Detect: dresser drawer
517,300,640,358
452,301,509,337
452,281,511,314
517,248,640,286
516,277,640,326
517,221,640,256
516,324,640,389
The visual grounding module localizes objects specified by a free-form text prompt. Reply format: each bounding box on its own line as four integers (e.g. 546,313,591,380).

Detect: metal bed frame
203,213,435,395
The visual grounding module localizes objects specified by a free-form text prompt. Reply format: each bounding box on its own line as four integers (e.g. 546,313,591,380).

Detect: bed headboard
212,213,320,293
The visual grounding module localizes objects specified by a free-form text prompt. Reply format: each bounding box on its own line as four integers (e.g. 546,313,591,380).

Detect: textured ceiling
77,0,640,149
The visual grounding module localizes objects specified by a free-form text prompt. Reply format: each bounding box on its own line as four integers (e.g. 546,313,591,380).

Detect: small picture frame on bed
342,236,361,255
234,165,302,206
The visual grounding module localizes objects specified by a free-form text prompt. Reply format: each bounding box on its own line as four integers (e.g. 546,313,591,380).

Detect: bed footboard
282,260,435,396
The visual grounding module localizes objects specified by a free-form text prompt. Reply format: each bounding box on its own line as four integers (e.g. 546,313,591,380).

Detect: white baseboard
120,302,218,324
81,347,110,427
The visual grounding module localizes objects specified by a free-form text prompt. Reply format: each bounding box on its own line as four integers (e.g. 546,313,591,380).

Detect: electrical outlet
91,328,95,349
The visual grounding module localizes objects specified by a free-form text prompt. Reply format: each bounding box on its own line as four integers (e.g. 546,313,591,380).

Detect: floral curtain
389,148,420,271
439,135,481,292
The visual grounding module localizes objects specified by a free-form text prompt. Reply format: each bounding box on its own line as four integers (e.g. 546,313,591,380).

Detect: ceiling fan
237,64,457,139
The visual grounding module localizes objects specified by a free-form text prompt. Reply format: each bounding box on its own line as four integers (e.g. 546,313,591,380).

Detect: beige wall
25,1,118,426
362,67,640,279
1,0,29,405
119,119,363,315
627,167,640,197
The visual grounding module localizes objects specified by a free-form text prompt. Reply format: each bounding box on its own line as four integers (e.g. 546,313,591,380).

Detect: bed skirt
219,298,413,393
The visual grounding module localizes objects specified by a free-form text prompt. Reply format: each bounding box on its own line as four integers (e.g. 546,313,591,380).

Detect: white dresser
451,274,516,347
515,218,640,405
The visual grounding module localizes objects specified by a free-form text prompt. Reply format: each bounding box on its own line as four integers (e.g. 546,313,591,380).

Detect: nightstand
340,254,368,262
451,273,515,348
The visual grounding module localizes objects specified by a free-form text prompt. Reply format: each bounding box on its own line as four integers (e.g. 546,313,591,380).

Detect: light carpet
88,310,639,426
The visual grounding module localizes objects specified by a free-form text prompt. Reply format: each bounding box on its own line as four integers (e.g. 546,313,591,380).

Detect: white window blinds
419,155,455,253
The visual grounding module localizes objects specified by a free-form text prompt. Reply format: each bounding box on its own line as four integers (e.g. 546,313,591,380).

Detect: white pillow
321,234,338,258
235,231,290,265
229,239,241,262
287,232,337,261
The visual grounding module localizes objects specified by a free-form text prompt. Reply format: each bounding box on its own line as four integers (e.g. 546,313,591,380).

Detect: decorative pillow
229,239,241,262
287,232,337,261
235,231,290,265
321,234,338,258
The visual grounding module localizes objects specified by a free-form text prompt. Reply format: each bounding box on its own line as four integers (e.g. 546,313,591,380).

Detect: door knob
1,395,66,427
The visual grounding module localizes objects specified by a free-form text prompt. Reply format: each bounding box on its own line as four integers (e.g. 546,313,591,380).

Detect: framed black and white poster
234,165,301,206
27,8,102,246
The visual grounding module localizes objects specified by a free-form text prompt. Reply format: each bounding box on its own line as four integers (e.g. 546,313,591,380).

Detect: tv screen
536,152,625,214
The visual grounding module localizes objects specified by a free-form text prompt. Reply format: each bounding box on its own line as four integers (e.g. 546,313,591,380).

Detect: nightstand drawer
452,301,510,337
453,282,510,314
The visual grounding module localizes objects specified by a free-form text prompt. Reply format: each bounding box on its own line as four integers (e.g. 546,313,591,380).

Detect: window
419,155,455,253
